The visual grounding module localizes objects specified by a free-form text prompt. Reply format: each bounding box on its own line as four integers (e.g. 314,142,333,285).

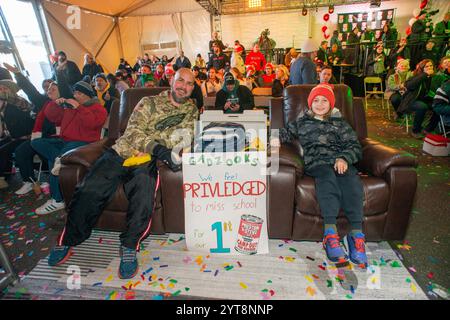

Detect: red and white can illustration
235,214,264,254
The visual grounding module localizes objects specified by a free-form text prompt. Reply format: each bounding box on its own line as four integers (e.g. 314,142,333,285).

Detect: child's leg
336,165,367,267
306,165,341,231
336,165,364,235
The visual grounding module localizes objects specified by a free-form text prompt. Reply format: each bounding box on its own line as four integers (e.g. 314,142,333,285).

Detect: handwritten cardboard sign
183,151,269,255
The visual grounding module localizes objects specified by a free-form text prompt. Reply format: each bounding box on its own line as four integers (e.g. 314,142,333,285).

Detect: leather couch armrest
359,138,418,177
61,138,115,168
277,142,304,176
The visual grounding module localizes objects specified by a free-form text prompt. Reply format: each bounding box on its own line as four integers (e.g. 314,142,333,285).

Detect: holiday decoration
322,26,328,32
302,7,308,16
328,5,334,14
323,13,330,22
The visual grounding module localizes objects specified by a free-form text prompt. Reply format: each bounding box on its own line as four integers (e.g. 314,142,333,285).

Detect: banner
183,151,269,255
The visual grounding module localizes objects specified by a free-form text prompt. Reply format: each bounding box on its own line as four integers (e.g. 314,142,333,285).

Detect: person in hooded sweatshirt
215,72,255,113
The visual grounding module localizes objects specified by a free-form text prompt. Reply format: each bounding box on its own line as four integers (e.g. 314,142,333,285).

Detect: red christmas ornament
420,0,428,9
324,32,330,39
322,26,328,32
323,13,330,21
328,5,334,14
405,27,412,36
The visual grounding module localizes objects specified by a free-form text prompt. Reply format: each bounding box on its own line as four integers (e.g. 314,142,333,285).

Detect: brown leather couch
59,85,417,241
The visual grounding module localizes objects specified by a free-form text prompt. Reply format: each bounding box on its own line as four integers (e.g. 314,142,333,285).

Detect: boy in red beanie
273,84,368,268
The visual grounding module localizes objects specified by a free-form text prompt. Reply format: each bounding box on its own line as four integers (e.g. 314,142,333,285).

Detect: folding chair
438,115,450,138
364,76,385,112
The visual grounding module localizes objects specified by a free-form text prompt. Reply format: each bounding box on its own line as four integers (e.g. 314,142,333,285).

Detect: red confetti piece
269,290,275,296
318,265,326,271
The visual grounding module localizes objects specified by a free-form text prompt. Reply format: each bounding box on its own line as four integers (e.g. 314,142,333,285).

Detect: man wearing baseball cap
215,72,254,113
290,39,318,85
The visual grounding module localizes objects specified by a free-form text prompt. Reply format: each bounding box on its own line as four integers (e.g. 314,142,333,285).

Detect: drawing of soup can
235,214,264,255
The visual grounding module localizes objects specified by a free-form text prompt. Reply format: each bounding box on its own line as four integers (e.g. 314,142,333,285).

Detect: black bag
194,122,247,153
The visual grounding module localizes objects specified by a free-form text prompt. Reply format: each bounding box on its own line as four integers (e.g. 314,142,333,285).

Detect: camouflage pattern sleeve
335,120,362,165
112,97,158,158
279,120,299,144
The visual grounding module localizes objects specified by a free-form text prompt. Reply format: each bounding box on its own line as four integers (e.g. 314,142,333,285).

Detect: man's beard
171,89,189,104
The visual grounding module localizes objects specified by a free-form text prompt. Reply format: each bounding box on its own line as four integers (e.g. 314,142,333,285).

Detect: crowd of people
0,11,449,279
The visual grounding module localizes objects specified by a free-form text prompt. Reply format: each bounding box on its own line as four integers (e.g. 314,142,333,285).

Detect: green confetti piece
184,287,190,292
327,280,333,288
289,247,297,252
169,279,178,284
261,289,269,292
345,294,353,299
172,290,181,296
267,280,272,283
390,261,402,268
372,260,378,266
406,278,411,283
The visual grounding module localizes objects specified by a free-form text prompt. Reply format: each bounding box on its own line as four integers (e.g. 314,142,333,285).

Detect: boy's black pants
305,164,363,231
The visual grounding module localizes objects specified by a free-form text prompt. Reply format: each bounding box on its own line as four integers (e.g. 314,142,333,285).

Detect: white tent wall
118,9,210,67
42,0,121,74
310,0,450,48
221,11,310,54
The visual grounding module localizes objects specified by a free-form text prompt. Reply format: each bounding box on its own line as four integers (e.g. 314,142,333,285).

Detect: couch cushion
295,175,389,217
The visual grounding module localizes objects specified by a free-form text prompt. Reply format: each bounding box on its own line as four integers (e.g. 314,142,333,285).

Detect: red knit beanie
307,84,335,110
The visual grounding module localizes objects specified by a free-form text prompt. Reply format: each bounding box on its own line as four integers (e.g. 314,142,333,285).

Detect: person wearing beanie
31,80,107,215
51,51,82,87
274,84,367,268
94,73,119,114
289,39,318,85
215,72,254,113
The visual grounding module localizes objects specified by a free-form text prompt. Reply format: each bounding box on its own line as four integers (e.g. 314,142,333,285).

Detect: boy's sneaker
15,182,34,195
48,245,73,266
118,245,138,279
345,232,368,268
35,199,65,215
323,228,348,264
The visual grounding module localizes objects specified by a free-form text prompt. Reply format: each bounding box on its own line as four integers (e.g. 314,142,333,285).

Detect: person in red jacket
31,81,107,215
245,44,267,75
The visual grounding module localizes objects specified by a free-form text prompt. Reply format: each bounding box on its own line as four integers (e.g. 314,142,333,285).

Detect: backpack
194,122,247,153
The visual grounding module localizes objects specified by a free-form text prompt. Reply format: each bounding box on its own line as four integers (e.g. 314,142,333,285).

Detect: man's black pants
58,148,159,250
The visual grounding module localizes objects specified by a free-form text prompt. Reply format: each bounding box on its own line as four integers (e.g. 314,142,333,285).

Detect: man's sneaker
323,228,348,264
15,182,34,195
35,199,65,215
48,245,72,266
118,245,138,279
51,157,62,176
0,177,8,189
345,232,368,269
